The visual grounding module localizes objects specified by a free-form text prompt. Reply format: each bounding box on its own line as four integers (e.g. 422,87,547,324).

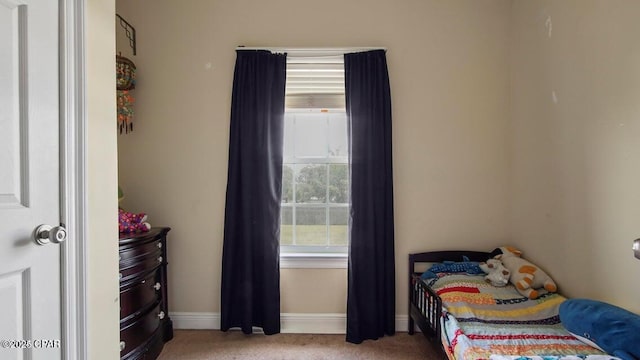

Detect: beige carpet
157,330,447,360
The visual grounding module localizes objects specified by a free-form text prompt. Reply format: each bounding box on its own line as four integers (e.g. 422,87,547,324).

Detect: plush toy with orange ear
479,258,511,287
493,246,557,300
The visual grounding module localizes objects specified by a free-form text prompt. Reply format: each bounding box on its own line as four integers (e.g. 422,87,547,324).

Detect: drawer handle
119,341,126,351
157,242,162,249
158,256,163,263
158,311,165,320
153,282,161,290
119,273,123,280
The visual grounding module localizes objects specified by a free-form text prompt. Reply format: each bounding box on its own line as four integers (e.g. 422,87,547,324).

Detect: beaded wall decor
117,55,136,90
116,55,136,133
117,90,135,133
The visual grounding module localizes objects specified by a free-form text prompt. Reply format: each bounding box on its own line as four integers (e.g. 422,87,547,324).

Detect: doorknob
33,224,67,245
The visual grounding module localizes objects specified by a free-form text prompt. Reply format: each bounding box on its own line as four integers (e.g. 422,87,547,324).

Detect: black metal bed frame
407,251,491,352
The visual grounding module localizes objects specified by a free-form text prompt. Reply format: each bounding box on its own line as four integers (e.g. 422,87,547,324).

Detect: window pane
295,164,327,203
294,113,327,157
295,207,327,246
280,110,349,253
280,206,293,245
282,164,294,203
328,113,347,157
329,207,348,246
328,164,348,204
283,114,294,157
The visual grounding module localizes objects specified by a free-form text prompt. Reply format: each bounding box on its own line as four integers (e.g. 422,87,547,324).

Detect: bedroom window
280,52,348,267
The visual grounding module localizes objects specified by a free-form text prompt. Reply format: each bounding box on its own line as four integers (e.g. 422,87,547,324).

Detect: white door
0,0,63,359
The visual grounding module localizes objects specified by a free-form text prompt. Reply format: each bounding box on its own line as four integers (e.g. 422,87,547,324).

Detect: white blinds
285,51,345,109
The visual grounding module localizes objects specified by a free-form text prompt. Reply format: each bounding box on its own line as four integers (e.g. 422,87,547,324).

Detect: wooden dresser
119,227,173,360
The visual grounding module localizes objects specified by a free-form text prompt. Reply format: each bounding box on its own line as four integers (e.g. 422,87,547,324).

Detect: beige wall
510,0,640,313
87,0,120,357
115,0,512,317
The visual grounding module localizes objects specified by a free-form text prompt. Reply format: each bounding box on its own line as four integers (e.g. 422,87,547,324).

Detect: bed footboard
409,274,441,340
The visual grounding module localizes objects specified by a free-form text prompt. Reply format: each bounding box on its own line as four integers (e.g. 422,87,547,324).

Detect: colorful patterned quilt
426,274,619,360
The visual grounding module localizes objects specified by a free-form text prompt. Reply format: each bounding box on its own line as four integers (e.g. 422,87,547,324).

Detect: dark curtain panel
221,50,286,335
344,50,396,344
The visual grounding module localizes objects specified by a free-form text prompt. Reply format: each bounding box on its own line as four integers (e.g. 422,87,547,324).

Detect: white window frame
280,109,349,269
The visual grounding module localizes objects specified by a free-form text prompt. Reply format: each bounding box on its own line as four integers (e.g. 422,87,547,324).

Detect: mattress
425,273,619,360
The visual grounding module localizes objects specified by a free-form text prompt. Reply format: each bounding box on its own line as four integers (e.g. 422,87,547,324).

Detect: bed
408,251,618,360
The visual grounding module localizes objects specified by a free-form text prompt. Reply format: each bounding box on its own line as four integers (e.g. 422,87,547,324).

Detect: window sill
280,253,348,269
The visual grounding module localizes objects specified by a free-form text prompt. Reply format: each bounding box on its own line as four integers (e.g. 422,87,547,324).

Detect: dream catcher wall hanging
117,55,136,133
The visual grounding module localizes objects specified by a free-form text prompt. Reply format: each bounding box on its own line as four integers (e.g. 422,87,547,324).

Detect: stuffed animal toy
493,246,557,299
559,299,640,360
118,208,151,233
479,258,510,287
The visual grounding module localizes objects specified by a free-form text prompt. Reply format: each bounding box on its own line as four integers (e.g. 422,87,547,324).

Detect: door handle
33,224,67,245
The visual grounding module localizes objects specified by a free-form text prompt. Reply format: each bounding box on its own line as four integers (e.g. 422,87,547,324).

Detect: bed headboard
408,250,492,276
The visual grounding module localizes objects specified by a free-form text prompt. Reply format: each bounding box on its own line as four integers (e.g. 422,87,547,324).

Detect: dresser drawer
119,251,162,282
120,238,164,263
140,328,165,360
120,302,164,359
120,271,161,322
121,326,164,360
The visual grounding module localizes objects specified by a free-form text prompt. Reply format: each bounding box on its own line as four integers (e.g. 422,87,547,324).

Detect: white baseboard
170,312,410,334
171,312,220,330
